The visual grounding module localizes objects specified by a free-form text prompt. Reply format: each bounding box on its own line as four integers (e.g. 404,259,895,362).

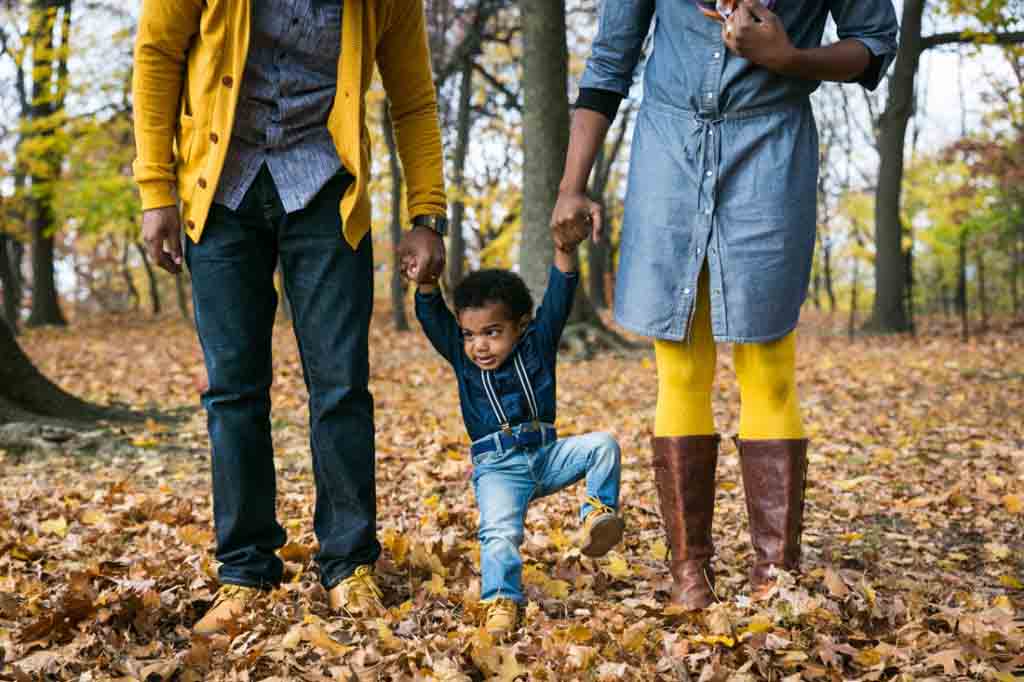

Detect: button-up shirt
579,0,898,343
415,267,579,443
214,0,344,213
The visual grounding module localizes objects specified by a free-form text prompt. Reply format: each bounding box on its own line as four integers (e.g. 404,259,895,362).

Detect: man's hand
723,0,796,73
142,206,184,274
398,225,446,284
550,190,602,252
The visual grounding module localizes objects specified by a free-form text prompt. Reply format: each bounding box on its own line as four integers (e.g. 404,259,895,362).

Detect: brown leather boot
652,435,719,610
736,438,808,599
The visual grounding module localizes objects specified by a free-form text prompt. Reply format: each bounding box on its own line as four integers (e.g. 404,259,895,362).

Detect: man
132,0,448,633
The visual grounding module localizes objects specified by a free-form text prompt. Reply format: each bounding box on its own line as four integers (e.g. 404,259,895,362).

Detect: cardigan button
209,132,219,143
222,75,233,87
197,178,207,189
187,220,196,230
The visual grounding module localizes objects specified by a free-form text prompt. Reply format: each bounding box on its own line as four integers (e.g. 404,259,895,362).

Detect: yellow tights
654,271,805,440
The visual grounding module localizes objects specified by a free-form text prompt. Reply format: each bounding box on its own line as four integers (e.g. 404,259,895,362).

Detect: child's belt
471,422,557,458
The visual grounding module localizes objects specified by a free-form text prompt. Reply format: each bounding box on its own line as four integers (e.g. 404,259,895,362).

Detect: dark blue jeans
186,166,380,589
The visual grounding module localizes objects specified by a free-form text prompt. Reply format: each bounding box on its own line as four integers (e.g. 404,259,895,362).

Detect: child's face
458,303,530,370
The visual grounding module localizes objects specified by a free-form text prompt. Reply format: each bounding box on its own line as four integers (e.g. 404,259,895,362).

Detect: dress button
705,170,712,177
210,132,219,143
697,248,702,254
197,178,207,189
222,75,233,87
705,208,712,215
684,288,692,296
187,219,196,229
714,51,721,59
706,92,713,99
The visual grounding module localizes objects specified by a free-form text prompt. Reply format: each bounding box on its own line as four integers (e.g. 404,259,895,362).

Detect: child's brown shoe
580,496,625,558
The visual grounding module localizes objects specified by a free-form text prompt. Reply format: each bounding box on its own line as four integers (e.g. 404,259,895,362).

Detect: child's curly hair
453,269,534,321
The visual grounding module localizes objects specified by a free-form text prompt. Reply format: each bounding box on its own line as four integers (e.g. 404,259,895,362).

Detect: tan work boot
579,496,625,558
483,598,519,638
193,584,261,635
328,565,384,617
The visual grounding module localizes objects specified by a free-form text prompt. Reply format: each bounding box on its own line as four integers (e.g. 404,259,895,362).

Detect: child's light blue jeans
470,425,622,604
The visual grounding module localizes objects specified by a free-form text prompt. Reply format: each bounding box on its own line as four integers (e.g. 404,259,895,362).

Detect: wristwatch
411,214,449,237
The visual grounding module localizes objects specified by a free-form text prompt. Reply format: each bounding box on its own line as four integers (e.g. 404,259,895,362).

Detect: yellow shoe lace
585,496,615,520
340,565,383,604
214,584,258,605
486,599,518,625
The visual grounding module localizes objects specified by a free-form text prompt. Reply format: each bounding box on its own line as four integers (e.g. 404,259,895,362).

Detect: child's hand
551,190,601,251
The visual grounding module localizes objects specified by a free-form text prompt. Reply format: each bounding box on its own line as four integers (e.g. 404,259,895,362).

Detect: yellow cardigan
133,0,447,248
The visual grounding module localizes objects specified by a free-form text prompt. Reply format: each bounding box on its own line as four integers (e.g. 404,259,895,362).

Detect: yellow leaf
691,634,736,648
719,481,737,492
743,615,773,636
649,540,668,561
854,647,882,667
605,554,632,579
872,447,896,464
424,494,440,509
567,624,593,643
40,517,68,537
620,621,649,654
999,574,1023,589
131,435,159,449
1003,494,1022,514
427,572,448,598
305,623,351,658
986,543,1011,560
985,474,1006,489
549,527,571,551
948,552,969,562
840,532,863,543
542,579,569,600
376,620,401,651
80,510,105,526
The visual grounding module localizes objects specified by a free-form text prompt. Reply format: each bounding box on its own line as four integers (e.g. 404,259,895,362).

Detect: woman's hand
722,0,796,73
550,190,602,252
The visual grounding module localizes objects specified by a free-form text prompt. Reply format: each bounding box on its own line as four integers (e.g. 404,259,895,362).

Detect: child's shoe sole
581,515,625,557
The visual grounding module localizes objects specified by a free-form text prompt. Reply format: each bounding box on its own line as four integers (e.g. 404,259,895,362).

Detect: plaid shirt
213,0,345,213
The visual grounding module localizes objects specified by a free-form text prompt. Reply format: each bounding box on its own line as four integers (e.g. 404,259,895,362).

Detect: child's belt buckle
520,421,540,433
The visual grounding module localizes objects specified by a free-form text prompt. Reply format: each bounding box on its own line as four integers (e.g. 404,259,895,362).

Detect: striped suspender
481,352,540,432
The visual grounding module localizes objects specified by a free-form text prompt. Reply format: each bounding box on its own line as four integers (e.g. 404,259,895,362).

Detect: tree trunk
446,57,474,289
868,0,924,334
121,238,140,311
25,0,72,328
135,241,161,316
0,236,19,333
519,0,569,302
1012,234,1021,319
905,244,915,335
977,244,988,332
0,315,115,424
849,257,859,342
381,99,410,332
957,231,968,341
823,239,836,314
175,272,193,328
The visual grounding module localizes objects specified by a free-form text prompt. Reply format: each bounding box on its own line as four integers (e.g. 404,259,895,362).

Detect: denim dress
580,0,898,342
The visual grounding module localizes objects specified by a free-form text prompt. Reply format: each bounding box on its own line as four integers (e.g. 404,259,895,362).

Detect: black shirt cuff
575,87,623,122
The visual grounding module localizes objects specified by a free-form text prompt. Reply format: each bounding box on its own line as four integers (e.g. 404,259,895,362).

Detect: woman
551,0,898,608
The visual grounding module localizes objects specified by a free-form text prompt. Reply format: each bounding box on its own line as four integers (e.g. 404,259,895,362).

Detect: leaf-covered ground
2,308,1022,680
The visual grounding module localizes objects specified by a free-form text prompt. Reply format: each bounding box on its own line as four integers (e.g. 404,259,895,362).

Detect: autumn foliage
1,310,1021,680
